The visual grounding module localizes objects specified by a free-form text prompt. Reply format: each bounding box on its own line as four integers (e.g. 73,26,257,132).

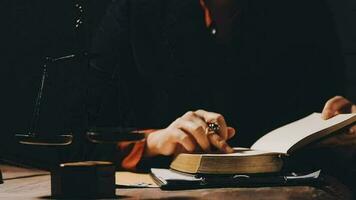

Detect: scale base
51,161,116,198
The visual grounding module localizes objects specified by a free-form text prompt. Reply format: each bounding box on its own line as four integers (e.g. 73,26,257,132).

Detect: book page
250,113,356,154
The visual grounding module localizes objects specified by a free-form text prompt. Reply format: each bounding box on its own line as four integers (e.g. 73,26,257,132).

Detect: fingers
195,109,229,140
175,114,211,151
349,125,356,135
208,133,234,153
227,127,236,139
170,123,234,154
172,111,236,153
145,128,195,157
170,128,196,153
158,110,236,156
315,126,356,148
322,96,353,120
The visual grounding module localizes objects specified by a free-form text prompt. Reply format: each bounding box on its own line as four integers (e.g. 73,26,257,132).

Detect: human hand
145,110,236,157
318,96,356,148
322,96,356,120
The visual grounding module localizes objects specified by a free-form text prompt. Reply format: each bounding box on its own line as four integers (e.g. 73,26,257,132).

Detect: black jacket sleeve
87,0,135,127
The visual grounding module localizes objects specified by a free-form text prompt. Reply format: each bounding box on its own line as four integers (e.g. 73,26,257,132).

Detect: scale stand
14,0,145,146
15,56,75,146
13,1,144,197
14,0,87,146
14,54,145,145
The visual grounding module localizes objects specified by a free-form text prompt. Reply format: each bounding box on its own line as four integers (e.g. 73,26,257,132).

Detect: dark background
1,0,356,165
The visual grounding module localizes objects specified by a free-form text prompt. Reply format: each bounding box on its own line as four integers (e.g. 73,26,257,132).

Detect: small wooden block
51,161,116,198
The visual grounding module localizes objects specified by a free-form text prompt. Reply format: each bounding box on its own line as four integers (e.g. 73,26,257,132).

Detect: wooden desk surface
0,164,353,200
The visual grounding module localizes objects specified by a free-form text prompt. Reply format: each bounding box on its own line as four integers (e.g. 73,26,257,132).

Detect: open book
170,113,356,174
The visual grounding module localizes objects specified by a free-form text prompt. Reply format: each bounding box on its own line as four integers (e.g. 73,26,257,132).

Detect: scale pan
87,127,144,143
15,133,73,146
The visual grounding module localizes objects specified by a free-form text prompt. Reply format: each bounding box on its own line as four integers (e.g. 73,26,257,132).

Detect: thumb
321,109,335,120
227,127,236,139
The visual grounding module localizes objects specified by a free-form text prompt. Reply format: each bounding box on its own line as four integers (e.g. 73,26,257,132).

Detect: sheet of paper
150,168,202,184
115,171,158,188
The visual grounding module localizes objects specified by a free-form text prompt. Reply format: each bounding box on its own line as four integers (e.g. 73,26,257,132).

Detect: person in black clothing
88,0,355,169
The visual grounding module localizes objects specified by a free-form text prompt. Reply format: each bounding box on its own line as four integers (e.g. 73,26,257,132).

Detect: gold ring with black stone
206,122,220,135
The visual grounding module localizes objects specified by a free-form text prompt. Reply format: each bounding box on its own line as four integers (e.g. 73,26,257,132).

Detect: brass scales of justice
9,1,144,198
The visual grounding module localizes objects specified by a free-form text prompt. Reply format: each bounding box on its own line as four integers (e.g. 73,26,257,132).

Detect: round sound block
51,161,116,198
